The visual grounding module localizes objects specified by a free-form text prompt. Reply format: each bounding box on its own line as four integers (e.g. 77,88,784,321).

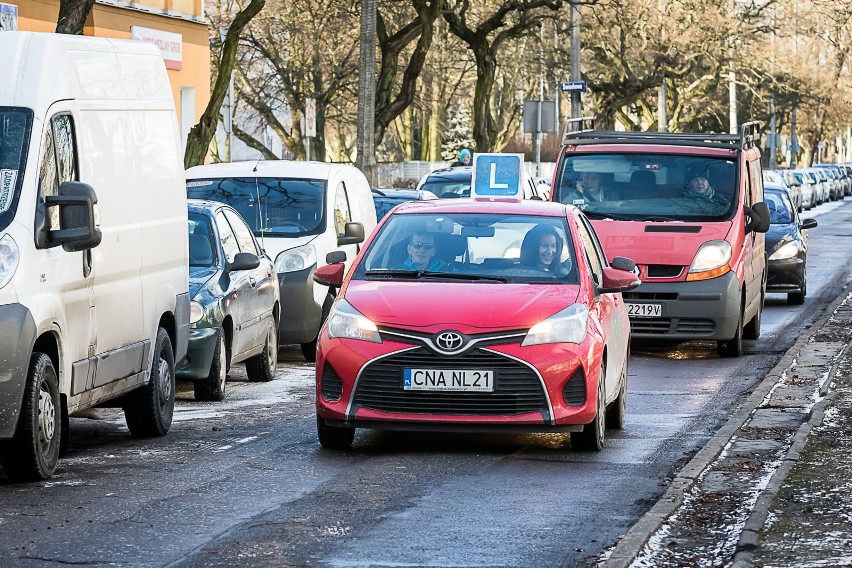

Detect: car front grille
623,292,678,301
321,364,344,402
630,318,716,335
645,265,684,278
562,367,586,406
352,348,547,417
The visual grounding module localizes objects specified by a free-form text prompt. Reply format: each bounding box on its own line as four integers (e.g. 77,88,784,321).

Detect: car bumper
278,265,323,345
316,335,602,432
0,304,38,439
621,271,741,340
176,327,218,380
767,257,805,292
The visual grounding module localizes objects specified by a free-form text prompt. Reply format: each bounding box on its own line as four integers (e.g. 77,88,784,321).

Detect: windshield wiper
425,272,508,283
582,211,635,221
637,215,679,222
364,269,507,283
365,269,423,279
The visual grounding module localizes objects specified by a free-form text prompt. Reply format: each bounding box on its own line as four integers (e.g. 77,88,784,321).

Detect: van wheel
718,303,744,357
0,353,61,481
247,319,278,382
316,414,355,449
744,289,764,340
123,328,175,437
194,329,228,401
571,364,606,451
605,355,628,430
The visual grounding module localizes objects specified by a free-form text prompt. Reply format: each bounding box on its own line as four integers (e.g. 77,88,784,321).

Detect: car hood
766,223,797,254
591,220,733,266
189,266,220,298
344,281,580,333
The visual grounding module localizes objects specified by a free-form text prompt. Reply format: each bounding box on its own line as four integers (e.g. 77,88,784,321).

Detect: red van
550,121,771,357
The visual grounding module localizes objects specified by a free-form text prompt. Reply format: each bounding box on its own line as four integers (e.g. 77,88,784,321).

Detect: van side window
743,162,753,207
749,160,764,203
334,182,352,238
38,115,78,232
53,115,77,185
223,209,259,256
215,210,240,264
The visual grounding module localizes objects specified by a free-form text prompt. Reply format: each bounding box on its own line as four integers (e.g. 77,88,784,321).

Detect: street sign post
560,81,587,93
305,97,316,161
471,153,524,199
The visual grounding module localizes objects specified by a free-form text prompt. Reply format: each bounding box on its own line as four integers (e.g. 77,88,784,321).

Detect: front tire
571,364,606,451
788,269,806,305
123,327,175,437
718,302,744,357
246,319,278,382
0,353,61,481
316,415,355,449
194,329,228,401
744,288,764,340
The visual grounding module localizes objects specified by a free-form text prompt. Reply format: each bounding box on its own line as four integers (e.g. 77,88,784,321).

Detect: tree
56,0,95,34
184,0,266,168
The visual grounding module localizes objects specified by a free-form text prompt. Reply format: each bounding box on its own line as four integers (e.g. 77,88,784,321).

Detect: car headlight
687,240,732,281
0,234,20,290
189,301,205,324
770,240,801,260
327,299,382,343
522,303,588,346
274,244,317,273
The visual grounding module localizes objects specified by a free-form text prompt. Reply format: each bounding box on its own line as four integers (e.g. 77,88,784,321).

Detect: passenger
520,224,568,273
404,231,445,271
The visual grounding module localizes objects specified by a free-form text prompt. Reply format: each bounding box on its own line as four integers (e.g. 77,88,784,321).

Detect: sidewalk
604,284,852,568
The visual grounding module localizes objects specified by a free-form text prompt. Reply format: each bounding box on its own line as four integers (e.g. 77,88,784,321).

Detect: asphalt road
1,199,849,568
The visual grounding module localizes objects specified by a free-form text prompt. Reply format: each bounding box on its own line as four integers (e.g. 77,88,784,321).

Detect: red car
312,199,639,451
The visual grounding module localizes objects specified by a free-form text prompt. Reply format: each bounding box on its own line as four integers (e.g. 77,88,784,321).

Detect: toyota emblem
435,331,465,351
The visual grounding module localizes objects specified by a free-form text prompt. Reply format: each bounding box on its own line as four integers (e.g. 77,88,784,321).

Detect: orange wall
11,0,210,126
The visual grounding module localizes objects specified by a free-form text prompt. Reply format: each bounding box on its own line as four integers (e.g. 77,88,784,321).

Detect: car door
223,208,275,349
214,208,255,360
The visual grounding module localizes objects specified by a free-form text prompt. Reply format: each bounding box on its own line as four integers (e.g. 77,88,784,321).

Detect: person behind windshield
450,148,472,167
404,231,445,271
520,224,567,273
684,176,717,199
564,171,618,206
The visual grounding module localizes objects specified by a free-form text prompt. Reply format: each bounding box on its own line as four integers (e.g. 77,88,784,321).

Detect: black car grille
321,364,344,402
623,292,678,301
630,318,715,335
352,348,547,417
562,367,586,406
646,265,684,278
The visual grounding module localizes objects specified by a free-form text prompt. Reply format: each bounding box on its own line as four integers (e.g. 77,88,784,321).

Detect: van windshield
186,177,326,237
0,108,33,232
553,153,737,221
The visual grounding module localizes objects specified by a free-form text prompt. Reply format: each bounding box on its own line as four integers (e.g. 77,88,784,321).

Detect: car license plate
403,369,494,392
626,302,662,318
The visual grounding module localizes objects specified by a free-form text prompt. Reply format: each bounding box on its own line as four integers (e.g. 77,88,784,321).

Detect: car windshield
186,177,326,237
355,212,579,284
0,107,34,232
188,212,218,267
554,153,738,221
422,177,471,199
765,191,793,224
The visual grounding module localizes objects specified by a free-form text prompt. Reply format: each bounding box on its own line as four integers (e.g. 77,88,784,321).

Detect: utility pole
569,1,581,119
791,106,798,168
769,96,777,170
356,0,377,186
658,81,667,132
536,22,544,177
729,70,737,135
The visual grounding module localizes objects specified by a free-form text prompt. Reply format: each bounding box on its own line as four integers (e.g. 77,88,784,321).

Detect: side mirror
598,267,641,293
313,263,345,287
610,256,636,273
46,181,102,252
326,250,347,264
745,202,771,234
800,218,818,230
229,252,260,272
338,222,365,246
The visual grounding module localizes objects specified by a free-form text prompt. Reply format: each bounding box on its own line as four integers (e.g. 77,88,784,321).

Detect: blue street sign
560,81,587,93
471,153,524,199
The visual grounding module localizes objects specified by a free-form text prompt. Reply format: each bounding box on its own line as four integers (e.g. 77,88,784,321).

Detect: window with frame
39,114,78,231
215,210,240,263
575,215,605,286
334,182,352,238
223,209,259,256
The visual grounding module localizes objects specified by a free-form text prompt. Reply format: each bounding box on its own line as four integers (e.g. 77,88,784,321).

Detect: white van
185,161,377,361
0,33,189,480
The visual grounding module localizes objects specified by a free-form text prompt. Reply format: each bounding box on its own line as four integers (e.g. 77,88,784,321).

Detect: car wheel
788,269,806,305
123,327,175,437
194,329,228,401
571,364,606,451
0,353,61,481
605,354,628,430
718,302,744,357
246,319,278,382
316,414,355,449
744,287,764,340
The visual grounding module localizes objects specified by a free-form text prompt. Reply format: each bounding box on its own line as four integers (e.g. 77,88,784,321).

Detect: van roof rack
562,118,762,150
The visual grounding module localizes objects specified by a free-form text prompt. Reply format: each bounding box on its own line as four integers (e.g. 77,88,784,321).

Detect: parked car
416,166,550,201
763,169,802,212
764,185,817,305
372,187,438,220
551,121,771,357
177,200,280,400
312,199,639,451
185,161,377,362
790,169,816,210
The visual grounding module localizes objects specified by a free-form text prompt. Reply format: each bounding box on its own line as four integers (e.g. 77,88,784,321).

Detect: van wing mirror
326,250,347,264
338,222,365,246
229,252,260,272
313,263,345,288
598,267,641,294
800,218,818,230
745,202,771,234
46,182,102,252
610,256,636,273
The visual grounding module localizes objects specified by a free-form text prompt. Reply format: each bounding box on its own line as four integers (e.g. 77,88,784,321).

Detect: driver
404,231,445,271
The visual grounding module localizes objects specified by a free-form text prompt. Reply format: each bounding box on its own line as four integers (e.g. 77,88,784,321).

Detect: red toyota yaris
312,199,639,451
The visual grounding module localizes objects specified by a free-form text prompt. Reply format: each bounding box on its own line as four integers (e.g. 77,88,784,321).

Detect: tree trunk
56,0,95,35
184,0,265,168
471,44,498,152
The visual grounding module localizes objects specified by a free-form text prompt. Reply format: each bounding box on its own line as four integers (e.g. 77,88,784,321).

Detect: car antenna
252,155,262,173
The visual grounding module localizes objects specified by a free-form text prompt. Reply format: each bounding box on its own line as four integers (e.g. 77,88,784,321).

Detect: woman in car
519,224,567,273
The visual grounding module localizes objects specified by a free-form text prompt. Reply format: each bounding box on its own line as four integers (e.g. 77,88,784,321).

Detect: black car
177,200,280,400
764,185,817,305
372,187,438,220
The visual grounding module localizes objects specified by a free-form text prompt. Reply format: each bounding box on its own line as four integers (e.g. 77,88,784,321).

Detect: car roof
388,198,569,217
373,188,436,199
186,160,356,181
187,198,228,214
764,183,787,192
421,167,472,181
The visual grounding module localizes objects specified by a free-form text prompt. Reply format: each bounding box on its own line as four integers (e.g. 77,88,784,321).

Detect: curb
603,281,852,568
